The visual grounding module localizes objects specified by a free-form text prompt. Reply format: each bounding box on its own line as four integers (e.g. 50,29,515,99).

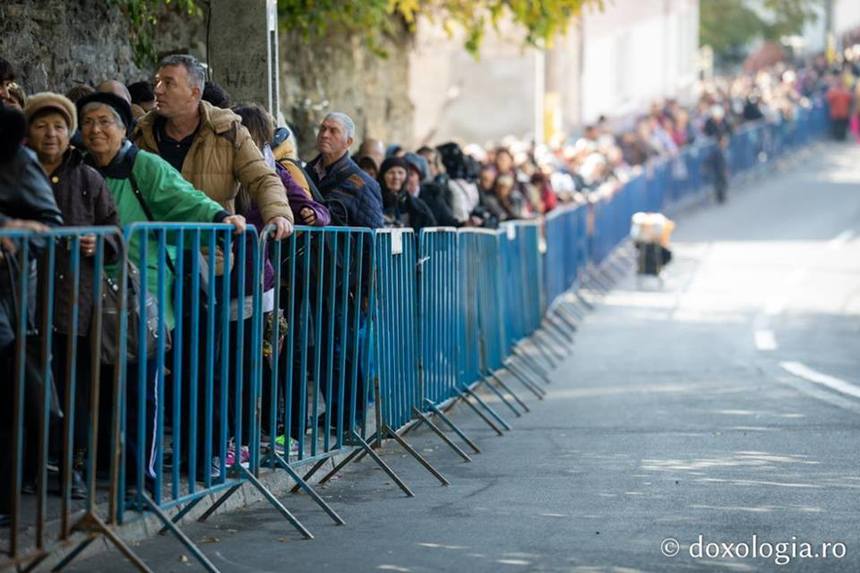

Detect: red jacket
826,87,853,119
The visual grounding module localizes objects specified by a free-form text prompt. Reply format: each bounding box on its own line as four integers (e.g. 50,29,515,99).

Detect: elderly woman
378,156,437,231
25,92,120,498
75,92,245,488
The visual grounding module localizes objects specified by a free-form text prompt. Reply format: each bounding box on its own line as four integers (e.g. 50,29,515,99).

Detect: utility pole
208,0,281,120
824,0,836,64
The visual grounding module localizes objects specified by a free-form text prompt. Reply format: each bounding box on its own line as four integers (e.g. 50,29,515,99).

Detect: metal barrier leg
381,424,450,486
488,372,531,413
529,333,562,367
288,458,329,494
607,258,630,282
584,270,611,293
346,421,452,485
461,387,511,431
315,449,363,486
318,432,415,497
196,474,314,539
426,401,481,454
22,553,51,573
544,316,575,345
574,290,596,312
511,348,552,383
238,466,314,539
593,267,615,290
270,454,346,525
505,362,548,396
411,407,472,462
452,388,505,436
141,494,221,573
532,329,566,362
49,539,92,572
197,484,243,521
553,306,581,332
52,512,153,573
477,377,523,417
158,497,204,535
595,264,619,287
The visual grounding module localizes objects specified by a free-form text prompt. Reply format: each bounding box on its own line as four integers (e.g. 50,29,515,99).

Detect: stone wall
0,0,206,93
0,0,143,93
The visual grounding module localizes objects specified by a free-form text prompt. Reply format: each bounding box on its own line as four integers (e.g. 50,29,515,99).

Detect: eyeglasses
81,117,117,131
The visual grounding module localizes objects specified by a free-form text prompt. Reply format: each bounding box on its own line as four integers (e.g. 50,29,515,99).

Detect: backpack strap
124,149,178,276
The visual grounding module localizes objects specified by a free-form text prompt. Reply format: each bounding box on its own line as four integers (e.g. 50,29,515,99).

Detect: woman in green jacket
76,92,245,493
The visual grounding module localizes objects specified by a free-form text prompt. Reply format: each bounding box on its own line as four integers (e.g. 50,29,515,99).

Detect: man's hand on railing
267,216,294,240
223,214,247,235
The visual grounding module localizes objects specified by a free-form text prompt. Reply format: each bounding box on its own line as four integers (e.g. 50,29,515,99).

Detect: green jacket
93,143,227,329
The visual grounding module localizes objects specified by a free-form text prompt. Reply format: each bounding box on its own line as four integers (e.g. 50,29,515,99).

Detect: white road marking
754,330,777,351
780,361,860,399
828,230,855,249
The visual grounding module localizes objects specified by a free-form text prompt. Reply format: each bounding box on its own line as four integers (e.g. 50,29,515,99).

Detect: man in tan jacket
133,54,293,239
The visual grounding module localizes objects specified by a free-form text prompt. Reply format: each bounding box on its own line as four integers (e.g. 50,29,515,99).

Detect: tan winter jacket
133,101,293,224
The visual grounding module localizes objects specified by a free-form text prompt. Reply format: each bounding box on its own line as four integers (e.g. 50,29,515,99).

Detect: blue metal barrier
263,226,375,466
418,229,459,409
374,229,419,431
0,226,145,571
457,230,504,387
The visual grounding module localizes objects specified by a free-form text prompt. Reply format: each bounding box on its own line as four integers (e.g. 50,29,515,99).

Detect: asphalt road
72,142,860,573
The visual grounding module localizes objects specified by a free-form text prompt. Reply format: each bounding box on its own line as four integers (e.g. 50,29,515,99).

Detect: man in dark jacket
304,112,382,435
0,103,64,525
703,105,732,203
306,112,384,229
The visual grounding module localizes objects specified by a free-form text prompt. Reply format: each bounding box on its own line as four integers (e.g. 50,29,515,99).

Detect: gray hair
158,54,206,93
323,112,355,140
80,101,126,131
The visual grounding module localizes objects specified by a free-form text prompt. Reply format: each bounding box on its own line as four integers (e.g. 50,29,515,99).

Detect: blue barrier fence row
1,103,829,571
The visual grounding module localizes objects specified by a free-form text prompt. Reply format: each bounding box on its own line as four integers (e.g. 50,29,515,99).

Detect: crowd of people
0,49,856,524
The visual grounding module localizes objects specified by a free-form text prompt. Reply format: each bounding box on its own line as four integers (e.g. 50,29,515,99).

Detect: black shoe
21,481,37,495
0,513,10,527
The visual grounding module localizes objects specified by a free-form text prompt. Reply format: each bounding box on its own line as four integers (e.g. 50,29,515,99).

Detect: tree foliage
700,0,821,62
109,0,201,66
278,0,601,57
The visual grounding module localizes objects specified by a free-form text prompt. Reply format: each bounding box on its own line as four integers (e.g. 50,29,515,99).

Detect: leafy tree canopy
701,0,821,62
113,0,600,65
278,0,601,56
